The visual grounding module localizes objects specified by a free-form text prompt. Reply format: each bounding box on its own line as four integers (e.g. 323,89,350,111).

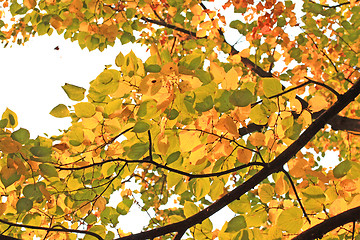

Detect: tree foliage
1,0,360,239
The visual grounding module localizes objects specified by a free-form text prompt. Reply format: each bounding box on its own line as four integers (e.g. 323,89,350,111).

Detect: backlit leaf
62,83,86,101
39,163,58,177
258,184,274,203
74,102,96,118
262,78,282,98
277,207,303,233
225,216,247,232
229,89,253,107
50,104,70,118
2,108,18,128
11,128,30,144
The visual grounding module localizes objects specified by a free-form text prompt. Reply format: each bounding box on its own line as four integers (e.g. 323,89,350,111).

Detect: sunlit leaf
2,108,18,128
277,207,303,233
50,104,70,118
62,83,86,101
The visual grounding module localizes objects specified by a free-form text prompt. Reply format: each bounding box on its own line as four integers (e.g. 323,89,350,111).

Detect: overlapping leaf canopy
1,0,360,239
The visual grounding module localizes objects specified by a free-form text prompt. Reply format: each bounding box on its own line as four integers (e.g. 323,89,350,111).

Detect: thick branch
116,79,360,240
0,219,104,240
293,206,360,240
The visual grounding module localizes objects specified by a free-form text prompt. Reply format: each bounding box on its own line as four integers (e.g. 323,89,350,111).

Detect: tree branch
292,206,360,240
0,219,104,240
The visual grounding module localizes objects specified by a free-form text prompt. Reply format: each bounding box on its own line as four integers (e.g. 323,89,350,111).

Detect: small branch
292,206,360,240
309,0,360,8
304,77,341,97
281,169,311,224
148,130,153,159
0,219,104,240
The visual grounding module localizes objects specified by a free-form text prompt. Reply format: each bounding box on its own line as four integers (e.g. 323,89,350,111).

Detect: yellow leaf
309,95,328,112
196,28,207,38
348,194,360,209
299,110,312,126
210,62,225,84
240,48,250,58
222,68,239,90
258,184,274,203
249,132,265,146
189,144,206,165
94,196,106,212
161,62,178,75
329,198,348,216
0,203,7,215
2,108,18,128
237,148,252,163
179,131,201,152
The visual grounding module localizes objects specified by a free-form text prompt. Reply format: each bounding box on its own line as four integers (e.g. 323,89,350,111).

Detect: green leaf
30,146,52,157
225,215,247,232
133,121,150,133
23,184,43,201
166,151,180,164
193,178,210,200
145,64,161,73
229,89,253,107
74,102,96,118
0,119,8,128
84,225,106,240
11,128,30,144
39,163,58,177
1,172,21,188
116,197,133,215
333,160,352,178
127,142,148,159
16,198,33,213
195,95,213,113
262,78,282,98
62,83,86,101
277,207,303,233
137,100,158,118
50,104,70,118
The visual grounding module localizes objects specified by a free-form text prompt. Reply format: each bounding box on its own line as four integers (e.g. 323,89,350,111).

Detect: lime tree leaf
11,128,30,144
116,197,133,215
302,186,326,212
39,163,58,177
193,178,210,200
16,198,33,213
333,160,352,178
127,143,148,159
0,119,8,128
184,201,199,218
23,184,43,201
50,104,70,118
258,184,274,203
62,83,86,101
115,52,125,67
229,89,253,107
74,102,96,118
166,151,180,164
277,207,303,233
263,78,282,98
225,215,247,232
249,105,268,125
84,225,106,240
228,195,251,214
2,108,18,128
133,121,150,133
1,172,21,188
30,146,52,157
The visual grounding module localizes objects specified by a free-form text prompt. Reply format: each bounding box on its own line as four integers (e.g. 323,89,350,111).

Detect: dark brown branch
292,206,360,240
309,0,360,8
115,79,360,240
0,234,19,240
281,169,310,224
56,157,266,179
0,219,104,240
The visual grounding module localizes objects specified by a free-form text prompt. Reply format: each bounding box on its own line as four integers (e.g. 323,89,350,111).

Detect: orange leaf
248,132,265,146
0,136,22,154
309,95,328,112
222,68,239,90
237,148,252,163
275,176,289,195
329,198,348,216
